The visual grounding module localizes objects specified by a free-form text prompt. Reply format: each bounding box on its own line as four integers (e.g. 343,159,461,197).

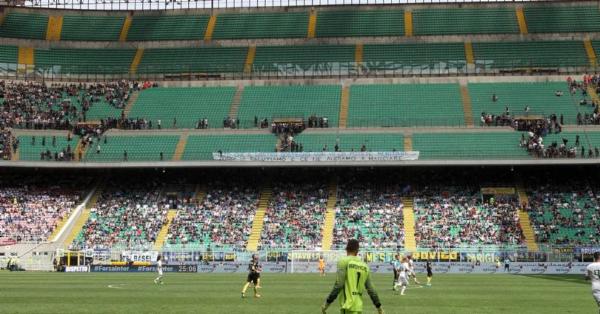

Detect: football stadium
1,0,600,313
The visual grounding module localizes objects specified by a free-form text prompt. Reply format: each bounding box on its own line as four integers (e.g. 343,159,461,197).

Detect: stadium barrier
213,152,420,162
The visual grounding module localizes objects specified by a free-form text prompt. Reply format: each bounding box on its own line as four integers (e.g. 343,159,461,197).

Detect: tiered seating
469,82,591,125
526,185,600,245
473,41,589,68
84,135,179,162
414,189,524,248
293,133,404,152
128,87,236,129
182,134,276,160
0,45,18,65
413,8,519,35
0,13,47,39
73,180,168,249
166,182,260,250
525,6,600,33
212,12,308,39
252,45,355,73
348,83,464,127
333,182,404,249
593,41,600,57
315,9,404,37
260,183,328,250
61,15,124,41
137,47,247,74
16,135,74,161
127,15,209,41
238,85,341,127
34,48,136,74
362,43,466,73
413,133,527,160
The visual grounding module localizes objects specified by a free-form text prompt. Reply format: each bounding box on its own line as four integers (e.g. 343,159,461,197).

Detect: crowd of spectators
333,183,405,249
166,183,259,250
0,128,17,160
414,189,524,248
0,179,83,243
260,183,328,250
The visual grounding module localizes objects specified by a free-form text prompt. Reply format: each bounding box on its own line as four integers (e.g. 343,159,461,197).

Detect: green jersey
325,256,382,313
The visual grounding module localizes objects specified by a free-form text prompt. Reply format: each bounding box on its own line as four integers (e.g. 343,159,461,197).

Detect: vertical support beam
307,9,317,39
46,15,63,41
129,48,144,75
516,7,528,35
464,42,474,65
119,15,132,42
460,85,474,128
404,11,413,37
339,86,350,128
244,46,256,74
584,39,597,67
204,15,217,41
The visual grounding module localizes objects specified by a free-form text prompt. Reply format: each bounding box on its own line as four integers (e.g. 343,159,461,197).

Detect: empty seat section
127,15,209,41
16,135,73,161
413,8,519,35
238,85,341,127
128,87,236,129
348,84,464,127
362,43,466,73
0,45,18,65
61,15,124,41
473,41,589,68
35,48,136,74
182,134,276,160
138,47,247,74
252,45,355,73
84,136,179,162
293,133,404,152
525,6,600,33
0,13,47,39
212,12,308,39
592,41,600,57
412,133,527,160
469,82,591,125
316,9,404,37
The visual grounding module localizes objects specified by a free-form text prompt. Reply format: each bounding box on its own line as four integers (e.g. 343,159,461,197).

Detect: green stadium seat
182,134,276,160
252,45,355,74
316,9,404,37
0,13,47,40
34,48,136,74
362,43,466,74
61,15,124,41
473,41,589,68
138,47,247,74
293,133,404,152
84,135,179,162
212,12,308,40
127,15,209,41
412,132,528,160
128,87,236,129
0,45,18,65
413,8,519,35
348,84,464,127
525,6,600,33
16,135,74,161
237,85,341,127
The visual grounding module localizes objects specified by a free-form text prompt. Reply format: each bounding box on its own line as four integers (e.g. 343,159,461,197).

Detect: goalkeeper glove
321,302,330,314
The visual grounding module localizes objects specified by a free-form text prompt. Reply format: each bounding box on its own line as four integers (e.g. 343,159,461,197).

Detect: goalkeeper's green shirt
325,256,382,313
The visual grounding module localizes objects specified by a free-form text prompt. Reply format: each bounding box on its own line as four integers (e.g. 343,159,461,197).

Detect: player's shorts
593,290,600,306
247,273,260,285
158,269,163,276
393,270,399,281
409,271,416,277
427,270,433,277
397,274,408,285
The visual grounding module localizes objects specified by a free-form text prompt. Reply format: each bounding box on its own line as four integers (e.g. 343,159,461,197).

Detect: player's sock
254,287,261,298
242,282,250,295
401,286,406,295
427,277,431,285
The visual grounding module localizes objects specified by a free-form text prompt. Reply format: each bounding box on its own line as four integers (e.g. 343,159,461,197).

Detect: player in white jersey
393,257,409,296
586,252,600,312
407,255,421,285
154,255,164,285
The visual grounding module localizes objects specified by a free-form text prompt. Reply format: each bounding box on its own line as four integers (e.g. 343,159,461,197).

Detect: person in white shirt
154,255,164,285
586,252,600,312
407,255,421,285
394,257,409,296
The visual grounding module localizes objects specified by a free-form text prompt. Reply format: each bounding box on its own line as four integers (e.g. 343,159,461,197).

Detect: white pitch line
107,284,126,289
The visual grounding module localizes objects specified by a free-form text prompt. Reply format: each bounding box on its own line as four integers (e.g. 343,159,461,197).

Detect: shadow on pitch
517,274,588,285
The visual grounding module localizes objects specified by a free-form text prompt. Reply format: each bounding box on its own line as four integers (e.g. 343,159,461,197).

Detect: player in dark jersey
242,254,262,298
426,260,433,286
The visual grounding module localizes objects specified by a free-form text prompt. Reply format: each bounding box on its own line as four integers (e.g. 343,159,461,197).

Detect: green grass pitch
0,272,596,313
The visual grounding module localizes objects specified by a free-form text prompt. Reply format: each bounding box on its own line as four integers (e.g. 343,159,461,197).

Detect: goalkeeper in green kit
321,239,384,314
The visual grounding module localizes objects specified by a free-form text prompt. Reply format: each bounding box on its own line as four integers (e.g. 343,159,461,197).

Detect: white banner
213,151,419,162
65,266,90,273
121,251,159,263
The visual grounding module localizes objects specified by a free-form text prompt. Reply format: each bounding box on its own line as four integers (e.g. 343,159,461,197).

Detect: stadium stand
0,12,47,39
0,45,18,65
128,87,236,129
412,132,528,160
524,6,600,34
212,12,308,40
472,41,590,68
315,9,404,37
413,8,519,35
137,47,248,74
34,48,136,74
347,84,464,127
83,135,179,162
292,133,404,152
252,45,355,73
182,134,276,160
127,15,209,41
16,135,74,161
61,15,125,41
362,43,466,73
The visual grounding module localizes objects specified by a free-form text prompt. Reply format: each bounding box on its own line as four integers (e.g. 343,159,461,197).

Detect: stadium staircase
516,7,528,35
194,184,206,204
204,14,217,41
402,197,417,252
355,43,363,70
307,9,317,39
464,42,474,65
460,85,475,128
17,46,34,74
119,14,132,42
122,90,139,118
129,48,144,74
228,85,244,118
153,210,178,250
588,85,600,104
584,39,597,67
320,181,338,251
45,15,63,41
516,186,539,252
404,10,413,37
403,135,413,151
73,138,86,161
172,132,189,161
338,86,349,128
246,186,272,251
63,183,104,247
244,46,256,74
